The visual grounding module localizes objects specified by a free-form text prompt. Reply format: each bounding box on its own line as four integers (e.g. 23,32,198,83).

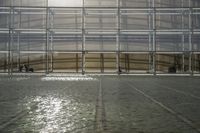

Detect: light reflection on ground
41,76,97,81
22,95,94,133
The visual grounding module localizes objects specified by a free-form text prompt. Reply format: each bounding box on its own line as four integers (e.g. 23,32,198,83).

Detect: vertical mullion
75,10,79,73
101,53,104,73
46,5,49,74
82,0,85,75
148,0,152,73
127,54,130,72
28,13,30,67
117,0,120,74
8,7,13,76
152,0,156,75
189,0,192,75
76,53,79,73
17,31,20,70
8,14,11,75
181,1,185,73
51,32,53,72
11,7,14,75
49,9,54,73
189,6,192,75
18,9,21,72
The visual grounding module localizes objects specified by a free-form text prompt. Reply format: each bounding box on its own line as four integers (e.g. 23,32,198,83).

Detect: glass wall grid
0,0,200,75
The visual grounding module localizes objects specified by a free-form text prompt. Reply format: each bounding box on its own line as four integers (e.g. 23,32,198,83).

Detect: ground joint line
95,78,106,133
127,82,200,133
155,83,200,100
0,103,38,131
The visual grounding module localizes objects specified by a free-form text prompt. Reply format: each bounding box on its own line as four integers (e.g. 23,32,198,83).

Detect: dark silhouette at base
19,64,34,72
118,66,122,74
168,66,176,73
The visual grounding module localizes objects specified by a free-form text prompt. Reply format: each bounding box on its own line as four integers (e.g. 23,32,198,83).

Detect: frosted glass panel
0,8,10,28
85,0,117,7
154,0,189,7
0,32,9,51
156,10,189,30
120,34,150,51
53,33,82,51
51,8,82,29
85,9,117,29
156,34,184,52
48,0,82,7
0,53,8,72
193,9,200,29
12,32,46,51
14,8,46,29
192,34,200,51
120,0,149,7
121,14,149,30
85,34,116,51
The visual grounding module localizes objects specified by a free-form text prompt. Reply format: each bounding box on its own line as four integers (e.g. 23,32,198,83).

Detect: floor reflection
22,95,94,133
41,76,97,81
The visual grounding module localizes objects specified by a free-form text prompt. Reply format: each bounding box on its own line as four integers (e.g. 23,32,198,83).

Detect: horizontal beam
0,51,199,54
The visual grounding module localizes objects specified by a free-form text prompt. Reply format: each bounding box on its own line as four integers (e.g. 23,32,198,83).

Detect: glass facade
0,0,200,74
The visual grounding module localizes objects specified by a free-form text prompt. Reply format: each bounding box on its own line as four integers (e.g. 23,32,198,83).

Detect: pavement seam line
126,82,200,133
95,78,106,133
154,83,200,100
0,103,38,131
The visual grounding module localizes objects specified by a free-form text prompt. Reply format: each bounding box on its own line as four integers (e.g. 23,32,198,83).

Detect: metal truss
0,0,200,75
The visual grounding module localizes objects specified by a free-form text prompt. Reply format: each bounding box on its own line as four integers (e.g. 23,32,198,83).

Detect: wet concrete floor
0,75,200,133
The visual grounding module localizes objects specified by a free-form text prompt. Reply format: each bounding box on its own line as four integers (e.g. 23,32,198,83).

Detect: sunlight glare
48,0,83,7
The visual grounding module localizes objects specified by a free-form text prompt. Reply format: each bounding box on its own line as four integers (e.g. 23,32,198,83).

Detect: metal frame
0,0,200,75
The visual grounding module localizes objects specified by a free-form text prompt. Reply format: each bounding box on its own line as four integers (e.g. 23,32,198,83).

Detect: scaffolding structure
0,0,200,75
